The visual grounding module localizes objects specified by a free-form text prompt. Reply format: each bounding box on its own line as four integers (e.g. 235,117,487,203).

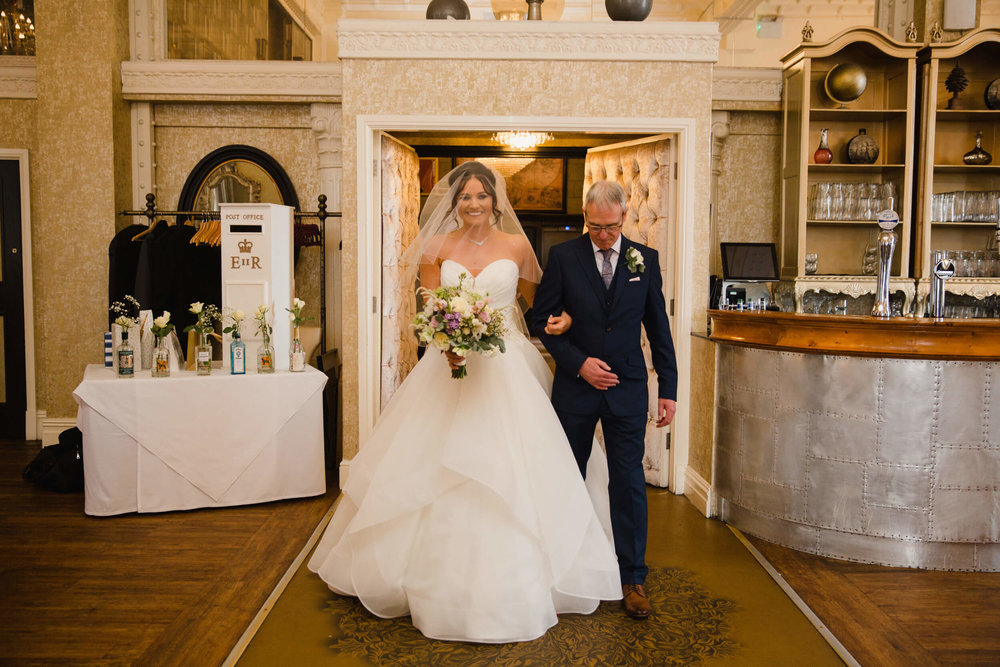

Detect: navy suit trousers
556,403,649,585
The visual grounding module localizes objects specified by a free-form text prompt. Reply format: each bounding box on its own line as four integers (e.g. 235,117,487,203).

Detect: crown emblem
238,239,253,253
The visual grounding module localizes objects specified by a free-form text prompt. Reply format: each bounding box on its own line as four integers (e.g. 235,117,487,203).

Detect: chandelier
491,130,554,151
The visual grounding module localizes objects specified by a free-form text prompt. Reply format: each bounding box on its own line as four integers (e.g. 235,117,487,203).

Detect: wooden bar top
708,310,1000,360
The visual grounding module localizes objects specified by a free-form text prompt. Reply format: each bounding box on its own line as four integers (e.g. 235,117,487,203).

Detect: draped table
73,364,327,516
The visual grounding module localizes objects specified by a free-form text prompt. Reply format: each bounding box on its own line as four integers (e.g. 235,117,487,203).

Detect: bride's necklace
467,229,490,247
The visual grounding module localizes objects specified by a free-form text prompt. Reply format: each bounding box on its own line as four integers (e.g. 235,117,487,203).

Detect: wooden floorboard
0,439,338,666
747,534,1000,667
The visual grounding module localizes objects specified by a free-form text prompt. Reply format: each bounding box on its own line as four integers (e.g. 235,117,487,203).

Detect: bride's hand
443,349,465,370
544,310,572,336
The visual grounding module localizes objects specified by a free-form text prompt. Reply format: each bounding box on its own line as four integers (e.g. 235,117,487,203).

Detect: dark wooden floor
747,535,1000,666
0,440,338,666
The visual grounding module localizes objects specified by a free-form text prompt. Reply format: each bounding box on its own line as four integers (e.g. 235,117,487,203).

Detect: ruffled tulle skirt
307,333,621,643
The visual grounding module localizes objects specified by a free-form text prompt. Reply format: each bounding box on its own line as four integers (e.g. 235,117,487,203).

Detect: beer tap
871,198,899,317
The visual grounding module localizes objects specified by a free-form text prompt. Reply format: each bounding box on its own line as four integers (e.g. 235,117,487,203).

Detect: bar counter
709,311,1000,571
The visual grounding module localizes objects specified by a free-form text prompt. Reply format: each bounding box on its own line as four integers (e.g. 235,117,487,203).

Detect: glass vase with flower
150,311,174,377
286,297,311,372
253,304,274,373
109,295,141,379
183,302,220,376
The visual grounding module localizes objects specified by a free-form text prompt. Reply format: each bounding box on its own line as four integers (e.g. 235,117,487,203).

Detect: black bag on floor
22,427,84,493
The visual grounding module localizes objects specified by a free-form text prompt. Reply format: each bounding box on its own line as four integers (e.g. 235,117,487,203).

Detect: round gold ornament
824,63,867,106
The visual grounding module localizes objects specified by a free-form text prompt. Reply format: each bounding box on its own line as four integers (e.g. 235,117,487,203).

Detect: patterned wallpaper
717,112,782,248
30,0,131,420
338,57,714,461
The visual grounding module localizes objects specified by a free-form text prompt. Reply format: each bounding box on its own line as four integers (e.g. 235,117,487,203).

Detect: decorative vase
152,336,170,378
986,79,1000,110
196,331,212,376
425,0,470,19
117,330,134,379
257,330,274,374
963,130,993,165
289,326,305,372
814,128,833,164
847,128,879,164
605,0,652,20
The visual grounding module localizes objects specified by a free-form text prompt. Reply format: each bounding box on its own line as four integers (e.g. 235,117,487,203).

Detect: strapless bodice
440,258,519,310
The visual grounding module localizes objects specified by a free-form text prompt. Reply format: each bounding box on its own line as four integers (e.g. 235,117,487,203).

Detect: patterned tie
600,248,614,289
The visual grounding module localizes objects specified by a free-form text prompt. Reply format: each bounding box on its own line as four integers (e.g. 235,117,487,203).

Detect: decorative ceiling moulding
0,56,37,99
712,67,782,107
337,19,721,62
120,61,343,102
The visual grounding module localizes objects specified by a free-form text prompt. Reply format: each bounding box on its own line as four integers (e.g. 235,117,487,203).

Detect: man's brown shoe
622,584,651,619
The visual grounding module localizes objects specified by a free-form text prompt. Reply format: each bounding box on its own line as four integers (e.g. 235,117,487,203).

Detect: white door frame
0,148,37,440
354,114,695,495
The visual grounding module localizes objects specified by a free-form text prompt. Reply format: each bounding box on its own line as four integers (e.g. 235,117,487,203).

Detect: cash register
718,242,779,309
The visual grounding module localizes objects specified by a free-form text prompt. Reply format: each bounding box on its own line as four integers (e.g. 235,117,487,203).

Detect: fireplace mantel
337,19,720,63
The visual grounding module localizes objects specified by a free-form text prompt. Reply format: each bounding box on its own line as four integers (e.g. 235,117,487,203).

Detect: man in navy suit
533,180,677,620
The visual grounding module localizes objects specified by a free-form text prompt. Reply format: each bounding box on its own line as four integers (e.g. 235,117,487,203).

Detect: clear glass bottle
289,326,305,372
230,330,246,375
117,330,134,379
196,331,212,376
257,329,274,374
152,335,170,378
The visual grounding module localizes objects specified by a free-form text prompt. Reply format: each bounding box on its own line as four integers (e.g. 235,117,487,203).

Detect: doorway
355,115,696,494
0,152,33,439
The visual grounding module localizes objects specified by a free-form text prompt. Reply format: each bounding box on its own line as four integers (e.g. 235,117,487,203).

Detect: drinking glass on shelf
880,181,896,211
810,182,830,220
829,183,844,220
862,233,878,275
834,298,848,315
843,184,857,220
973,250,986,278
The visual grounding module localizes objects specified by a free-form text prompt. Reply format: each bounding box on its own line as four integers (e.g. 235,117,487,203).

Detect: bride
308,161,621,643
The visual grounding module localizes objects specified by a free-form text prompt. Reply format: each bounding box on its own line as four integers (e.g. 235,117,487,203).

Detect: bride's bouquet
412,274,506,379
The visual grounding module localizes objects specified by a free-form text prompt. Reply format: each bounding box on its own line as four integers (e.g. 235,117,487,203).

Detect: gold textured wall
31,0,131,419
717,111,782,247
339,58,714,461
151,103,324,328
685,110,782,486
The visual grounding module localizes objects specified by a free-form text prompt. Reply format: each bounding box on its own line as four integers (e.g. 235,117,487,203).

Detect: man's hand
443,350,465,371
656,399,676,428
544,310,573,336
579,357,619,390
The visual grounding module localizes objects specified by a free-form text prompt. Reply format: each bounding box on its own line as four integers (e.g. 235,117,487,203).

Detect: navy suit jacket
533,234,678,417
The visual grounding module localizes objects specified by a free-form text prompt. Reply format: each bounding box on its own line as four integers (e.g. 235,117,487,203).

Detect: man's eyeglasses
587,223,623,233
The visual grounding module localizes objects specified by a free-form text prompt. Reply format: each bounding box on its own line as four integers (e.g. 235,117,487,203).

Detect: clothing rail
118,193,341,354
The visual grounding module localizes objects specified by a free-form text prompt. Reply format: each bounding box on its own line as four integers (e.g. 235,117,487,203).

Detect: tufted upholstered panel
379,136,420,408
585,138,675,486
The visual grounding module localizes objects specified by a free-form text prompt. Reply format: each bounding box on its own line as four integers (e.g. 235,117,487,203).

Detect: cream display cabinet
779,28,919,309
915,28,1000,313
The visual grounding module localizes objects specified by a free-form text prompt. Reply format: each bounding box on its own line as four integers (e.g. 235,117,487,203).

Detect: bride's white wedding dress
308,258,621,643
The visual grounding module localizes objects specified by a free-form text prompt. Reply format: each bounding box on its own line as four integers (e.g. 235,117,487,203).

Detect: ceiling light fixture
491,130,554,151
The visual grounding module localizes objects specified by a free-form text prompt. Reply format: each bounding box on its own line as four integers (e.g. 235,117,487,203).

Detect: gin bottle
230,330,246,375
117,330,134,378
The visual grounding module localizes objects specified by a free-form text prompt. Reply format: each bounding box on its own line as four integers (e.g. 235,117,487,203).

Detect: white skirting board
36,412,78,446
684,466,714,518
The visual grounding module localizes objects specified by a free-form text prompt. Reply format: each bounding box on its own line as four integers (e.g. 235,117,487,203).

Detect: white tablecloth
73,364,327,516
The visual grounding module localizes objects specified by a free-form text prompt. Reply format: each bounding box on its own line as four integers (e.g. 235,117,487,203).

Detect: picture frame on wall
457,157,565,213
